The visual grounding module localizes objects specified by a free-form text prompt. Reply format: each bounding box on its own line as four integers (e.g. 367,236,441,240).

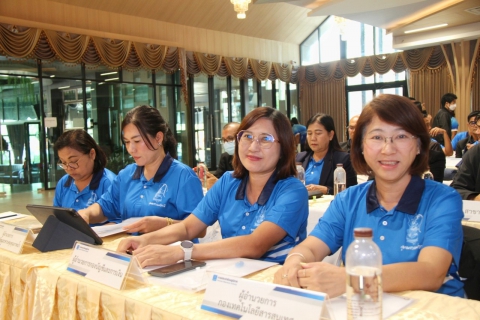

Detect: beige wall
0,0,299,64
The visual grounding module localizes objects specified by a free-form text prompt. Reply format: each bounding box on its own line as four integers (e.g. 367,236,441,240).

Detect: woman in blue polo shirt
54,129,117,223
78,105,204,233
296,113,357,195
117,107,309,265
275,94,464,298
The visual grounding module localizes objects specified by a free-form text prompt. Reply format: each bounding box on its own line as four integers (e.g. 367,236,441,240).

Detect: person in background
274,94,464,298
204,122,240,189
451,117,480,201
432,93,457,146
296,113,357,195
78,105,204,234
451,112,459,140
416,101,453,156
117,107,308,266
455,111,480,158
291,117,307,152
54,129,117,223
451,111,480,150
339,115,359,153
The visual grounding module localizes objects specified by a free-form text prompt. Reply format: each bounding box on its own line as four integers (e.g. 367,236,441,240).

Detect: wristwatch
180,240,194,261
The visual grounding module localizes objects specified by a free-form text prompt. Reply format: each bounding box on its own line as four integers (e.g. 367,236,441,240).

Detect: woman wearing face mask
205,122,240,189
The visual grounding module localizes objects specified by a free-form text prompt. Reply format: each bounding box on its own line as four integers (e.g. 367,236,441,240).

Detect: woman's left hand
123,216,168,234
305,184,328,194
133,244,183,268
297,262,346,298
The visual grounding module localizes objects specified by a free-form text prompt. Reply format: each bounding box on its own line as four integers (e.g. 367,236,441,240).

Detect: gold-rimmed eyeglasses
237,130,277,149
57,158,81,170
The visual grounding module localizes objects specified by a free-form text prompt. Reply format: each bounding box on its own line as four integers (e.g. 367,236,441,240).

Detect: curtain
473,52,480,111
299,79,347,141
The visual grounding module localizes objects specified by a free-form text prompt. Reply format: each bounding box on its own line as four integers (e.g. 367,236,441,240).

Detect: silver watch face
181,241,194,249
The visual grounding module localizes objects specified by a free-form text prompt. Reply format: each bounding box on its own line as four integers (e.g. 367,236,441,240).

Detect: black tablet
26,204,103,245
308,190,323,199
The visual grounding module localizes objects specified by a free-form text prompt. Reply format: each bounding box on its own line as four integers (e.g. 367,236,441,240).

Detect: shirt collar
235,170,279,206
132,153,174,182
366,175,425,215
64,168,105,190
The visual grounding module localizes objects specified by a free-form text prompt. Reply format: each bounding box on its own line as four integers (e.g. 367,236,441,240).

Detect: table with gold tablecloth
1,220,480,319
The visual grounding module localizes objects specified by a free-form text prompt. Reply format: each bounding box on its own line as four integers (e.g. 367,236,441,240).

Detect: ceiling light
104,77,119,81
404,24,448,34
58,86,70,89
231,0,251,19
100,71,118,76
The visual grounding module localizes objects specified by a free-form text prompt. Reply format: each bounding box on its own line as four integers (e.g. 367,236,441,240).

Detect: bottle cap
353,227,373,238
336,163,343,167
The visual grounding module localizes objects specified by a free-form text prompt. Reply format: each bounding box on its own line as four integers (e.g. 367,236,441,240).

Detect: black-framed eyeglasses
57,158,80,170
236,130,277,149
474,119,480,128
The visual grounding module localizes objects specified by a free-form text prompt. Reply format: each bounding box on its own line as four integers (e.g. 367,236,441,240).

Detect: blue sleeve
309,190,348,254
422,184,464,267
97,171,123,220
263,178,308,242
174,168,204,220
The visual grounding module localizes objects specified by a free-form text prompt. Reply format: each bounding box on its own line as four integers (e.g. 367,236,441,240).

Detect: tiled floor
0,183,55,214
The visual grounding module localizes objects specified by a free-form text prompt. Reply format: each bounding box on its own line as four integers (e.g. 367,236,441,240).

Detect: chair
459,225,480,300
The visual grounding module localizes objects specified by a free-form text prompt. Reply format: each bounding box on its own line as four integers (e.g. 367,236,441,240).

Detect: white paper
462,200,480,222
92,217,142,237
0,212,28,221
327,293,414,320
146,258,277,292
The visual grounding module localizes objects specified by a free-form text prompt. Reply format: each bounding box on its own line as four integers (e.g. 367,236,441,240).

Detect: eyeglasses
468,121,478,128
477,119,480,127
57,158,81,170
237,130,277,149
347,126,356,131
364,133,417,149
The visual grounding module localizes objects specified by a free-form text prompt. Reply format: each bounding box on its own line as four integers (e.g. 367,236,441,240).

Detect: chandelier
231,0,251,19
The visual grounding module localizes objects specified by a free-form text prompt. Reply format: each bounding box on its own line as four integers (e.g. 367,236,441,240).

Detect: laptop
26,204,103,245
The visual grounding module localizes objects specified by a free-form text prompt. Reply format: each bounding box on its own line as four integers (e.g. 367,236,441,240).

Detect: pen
0,214,17,220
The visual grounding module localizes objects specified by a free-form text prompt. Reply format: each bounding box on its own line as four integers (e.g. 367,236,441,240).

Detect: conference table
1,214,480,320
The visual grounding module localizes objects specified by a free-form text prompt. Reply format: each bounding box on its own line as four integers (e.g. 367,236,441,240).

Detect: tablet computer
308,190,323,199
26,204,103,245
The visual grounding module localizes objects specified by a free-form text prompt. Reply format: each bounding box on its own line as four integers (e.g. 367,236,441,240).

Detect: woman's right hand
273,256,304,288
117,235,149,253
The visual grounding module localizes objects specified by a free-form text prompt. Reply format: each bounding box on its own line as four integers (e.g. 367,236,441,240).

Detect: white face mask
448,103,457,111
223,141,235,155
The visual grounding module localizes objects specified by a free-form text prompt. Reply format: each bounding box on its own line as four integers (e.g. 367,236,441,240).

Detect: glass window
84,65,119,81
375,27,398,55
260,80,273,107
319,16,341,63
175,87,189,164
193,74,209,164
0,57,38,77
231,77,242,123
347,73,375,86
377,70,405,83
290,83,299,119
246,78,258,114
123,69,152,84
348,90,373,117
345,21,374,59
42,61,82,79
300,29,319,66
275,79,287,115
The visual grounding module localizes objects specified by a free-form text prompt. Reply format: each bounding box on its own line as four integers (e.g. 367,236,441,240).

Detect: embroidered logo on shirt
402,214,424,251
86,192,98,207
149,183,168,207
252,207,266,230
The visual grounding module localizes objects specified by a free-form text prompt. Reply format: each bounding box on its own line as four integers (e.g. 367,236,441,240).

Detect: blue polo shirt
97,154,203,221
54,168,116,212
305,157,324,185
310,175,464,297
451,131,468,150
193,171,308,264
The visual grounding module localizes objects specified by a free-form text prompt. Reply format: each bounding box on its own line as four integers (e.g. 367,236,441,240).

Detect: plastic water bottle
196,162,208,191
423,170,434,180
334,163,346,196
296,162,305,185
346,228,382,320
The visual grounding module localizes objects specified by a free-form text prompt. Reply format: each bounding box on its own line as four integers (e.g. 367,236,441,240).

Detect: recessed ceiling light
404,24,448,34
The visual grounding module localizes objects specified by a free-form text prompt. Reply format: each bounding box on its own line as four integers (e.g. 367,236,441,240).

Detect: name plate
463,200,480,222
201,274,328,319
0,222,35,254
67,241,145,290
